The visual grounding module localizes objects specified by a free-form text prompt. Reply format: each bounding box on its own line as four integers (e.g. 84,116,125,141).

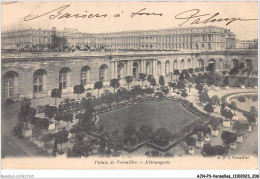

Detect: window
3,77,14,97
81,72,87,86
33,75,43,93
59,74,67,89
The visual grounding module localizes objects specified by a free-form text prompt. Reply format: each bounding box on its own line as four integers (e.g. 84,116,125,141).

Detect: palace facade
2,26,236,51
2,49,257,101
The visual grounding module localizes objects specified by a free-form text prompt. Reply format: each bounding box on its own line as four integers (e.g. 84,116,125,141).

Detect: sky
2,1,258,40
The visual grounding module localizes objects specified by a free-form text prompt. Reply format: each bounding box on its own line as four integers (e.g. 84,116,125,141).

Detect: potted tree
221,131,237,150
244,112,256,132
232,121,248,143
221,109,233,128
202,126,211,142
186,136,196,155
94,81,103,98
209,117,222,137
18,98,36,138
43,105,57,131
51,88,62,106
73,84,85,101
223,76,229,89
194,127,204,149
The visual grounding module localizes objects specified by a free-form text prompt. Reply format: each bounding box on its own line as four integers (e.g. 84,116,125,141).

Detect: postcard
1,1,258,171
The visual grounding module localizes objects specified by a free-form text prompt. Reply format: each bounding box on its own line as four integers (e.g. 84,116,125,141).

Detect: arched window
187,59,191,69
117,63,124,79
157,61,162,75
197,59,204,69
173,60,178,70
3,71,18,98
219,59,224,71
146,62,151,75
231,59,238,69
133,62,139,78
181,59,185,70
33,69,47,94
99,65,108,82
59,67,71,90
165,61,170,74
81,66,90,86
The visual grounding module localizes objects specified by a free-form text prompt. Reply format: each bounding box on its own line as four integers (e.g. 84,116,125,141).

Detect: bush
33,117,50,129
201,143,215,156
221,131,237,145
237,96,246,102
5,98,15,105
154,92,164,99
214,145,227,155
186,136,196,147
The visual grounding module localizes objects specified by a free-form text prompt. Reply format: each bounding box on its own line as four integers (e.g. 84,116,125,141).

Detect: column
161,61,165,76
110,61,115,79
141,60,145,73
114,61,118,79
152,59,157,77
126,60,130,76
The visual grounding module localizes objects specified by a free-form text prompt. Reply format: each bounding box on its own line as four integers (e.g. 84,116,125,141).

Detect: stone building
2,49,257,101
2,26,236,51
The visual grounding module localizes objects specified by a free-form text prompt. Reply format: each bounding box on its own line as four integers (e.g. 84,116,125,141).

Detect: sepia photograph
1,1,258,173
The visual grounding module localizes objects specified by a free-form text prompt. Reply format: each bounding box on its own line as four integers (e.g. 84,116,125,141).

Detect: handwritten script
24,5,257,26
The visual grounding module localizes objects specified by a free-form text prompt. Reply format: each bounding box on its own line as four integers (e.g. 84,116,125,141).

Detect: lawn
98,100,199,134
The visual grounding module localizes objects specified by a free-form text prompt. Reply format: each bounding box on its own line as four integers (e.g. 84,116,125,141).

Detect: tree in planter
195,83,203,94
153,128,171,147
179,73,185,81
162,87,170,96
249,106,258,116
51,88,62,105
73,84,85,100
18,98,36,128
123,125,137,146
181,90,188,100
41,133,55,151
243,112,256,125
211,95,220,108
204,103,214,115
221,131,237,149
168,82,176,90
221,109,233,121
139,73,147,87
232,121,248,138
176,80,186,91
109,130,123,152
209,117,222,131
139,124,153,141
125,76,133,90
186,136,196,149
150,78,157,89
159,75,165,88
94,81,103,97
43,105,57,124
110,79,120,93
223,76,229,87
55,128,69,154
230,101,237,115
174,69,180,80
188,68,194,74
199,91,211,104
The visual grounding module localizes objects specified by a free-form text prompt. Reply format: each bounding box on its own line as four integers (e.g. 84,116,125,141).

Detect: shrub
186,136,196,147
237,96,246,102
154,92,164,99
213,145,227,155
221,131,237,145
201,143,215,156
5,98,15,105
